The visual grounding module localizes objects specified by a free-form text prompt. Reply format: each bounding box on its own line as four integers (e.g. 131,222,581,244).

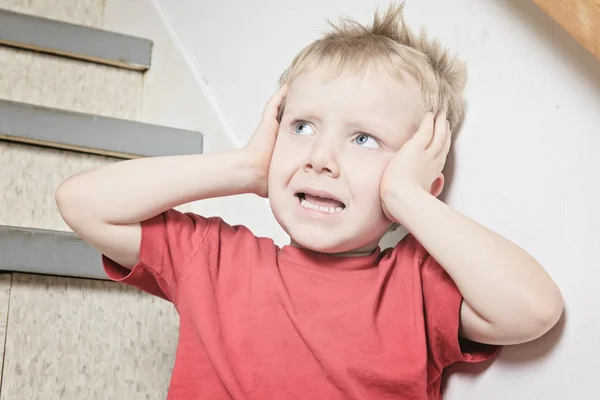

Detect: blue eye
354,134,380,149
293,122,314,135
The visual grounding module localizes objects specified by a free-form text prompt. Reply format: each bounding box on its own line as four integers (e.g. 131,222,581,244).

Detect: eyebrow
283,108,323,123
347,118,394,135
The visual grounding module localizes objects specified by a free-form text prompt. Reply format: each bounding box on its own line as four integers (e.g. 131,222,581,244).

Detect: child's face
268,65,424,255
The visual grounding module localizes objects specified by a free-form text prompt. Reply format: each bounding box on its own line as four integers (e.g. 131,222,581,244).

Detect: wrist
382,186,431,223
236,148,269,196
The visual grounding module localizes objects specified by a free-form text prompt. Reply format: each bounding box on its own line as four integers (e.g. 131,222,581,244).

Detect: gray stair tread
0,9,152,70
0,225,108,280
0,100,203,159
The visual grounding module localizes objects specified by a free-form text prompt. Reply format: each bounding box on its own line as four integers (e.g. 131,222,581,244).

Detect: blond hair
278,2,467,132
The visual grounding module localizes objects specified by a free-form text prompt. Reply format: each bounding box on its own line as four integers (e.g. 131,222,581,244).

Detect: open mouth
295,192,346,214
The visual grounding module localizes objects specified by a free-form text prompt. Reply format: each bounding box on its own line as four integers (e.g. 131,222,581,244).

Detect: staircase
0,1,211,398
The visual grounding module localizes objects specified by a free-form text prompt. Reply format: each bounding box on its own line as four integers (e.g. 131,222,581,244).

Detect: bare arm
56,150,257,268
56,85,287,269
385,189,563,345
381,111,563,345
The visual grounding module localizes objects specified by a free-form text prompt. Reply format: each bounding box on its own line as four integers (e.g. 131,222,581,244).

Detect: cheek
269,135,305,186
343,153,391,203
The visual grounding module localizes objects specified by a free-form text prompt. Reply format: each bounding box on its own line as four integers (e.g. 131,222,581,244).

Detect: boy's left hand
380,111,451,221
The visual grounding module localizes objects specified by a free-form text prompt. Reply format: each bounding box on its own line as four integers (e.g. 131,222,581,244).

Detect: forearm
385,189,563,339
57,149,256,224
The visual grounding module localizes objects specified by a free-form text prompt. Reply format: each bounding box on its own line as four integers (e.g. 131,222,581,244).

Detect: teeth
300,199,343,213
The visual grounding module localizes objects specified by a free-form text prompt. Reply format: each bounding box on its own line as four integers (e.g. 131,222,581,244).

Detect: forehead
285,65,424,134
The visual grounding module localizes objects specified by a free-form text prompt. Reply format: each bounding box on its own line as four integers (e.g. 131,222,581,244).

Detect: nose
302,136,340,178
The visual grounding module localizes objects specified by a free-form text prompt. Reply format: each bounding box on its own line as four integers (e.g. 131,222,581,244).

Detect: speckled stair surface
0,9,153,70
0,2,185,398
0,6,201,275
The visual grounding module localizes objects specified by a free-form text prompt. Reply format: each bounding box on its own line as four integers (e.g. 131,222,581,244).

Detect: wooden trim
532,0,600,61
0,100,203,159
0,226,108,280
0,9,152,70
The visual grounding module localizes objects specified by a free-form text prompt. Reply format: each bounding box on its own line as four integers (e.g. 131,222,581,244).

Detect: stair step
0,100,203,159
0,9,152,70
0,225,106,279
0,46,143,121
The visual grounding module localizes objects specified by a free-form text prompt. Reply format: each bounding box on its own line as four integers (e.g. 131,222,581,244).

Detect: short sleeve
419,244,500,370
103,209,215,305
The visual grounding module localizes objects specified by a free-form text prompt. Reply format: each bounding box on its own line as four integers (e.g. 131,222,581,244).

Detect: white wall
155,0,600,398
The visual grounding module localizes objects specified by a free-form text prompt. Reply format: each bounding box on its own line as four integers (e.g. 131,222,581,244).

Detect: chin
287,225,381,254
290,233,350,253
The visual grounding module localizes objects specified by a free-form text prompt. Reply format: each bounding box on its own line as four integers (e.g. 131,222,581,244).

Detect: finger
262,84,288,122
436,121,452,161
427,109,447,154
411,112,435,149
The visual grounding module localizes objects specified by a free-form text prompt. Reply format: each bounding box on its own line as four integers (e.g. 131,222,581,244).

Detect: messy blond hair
278,2,467,132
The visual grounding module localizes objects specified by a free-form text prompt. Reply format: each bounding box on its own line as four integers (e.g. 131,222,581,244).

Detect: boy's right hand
243,84,288,198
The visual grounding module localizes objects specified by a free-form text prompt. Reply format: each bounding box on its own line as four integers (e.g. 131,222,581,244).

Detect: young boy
55,3,563,399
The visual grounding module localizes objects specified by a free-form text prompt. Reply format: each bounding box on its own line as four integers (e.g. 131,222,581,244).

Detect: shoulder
159,209,257,242
382,234,451,290
383,233,428,267
163,210,277,262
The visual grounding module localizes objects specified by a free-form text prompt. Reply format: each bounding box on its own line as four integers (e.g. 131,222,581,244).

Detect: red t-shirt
103,210,498,399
